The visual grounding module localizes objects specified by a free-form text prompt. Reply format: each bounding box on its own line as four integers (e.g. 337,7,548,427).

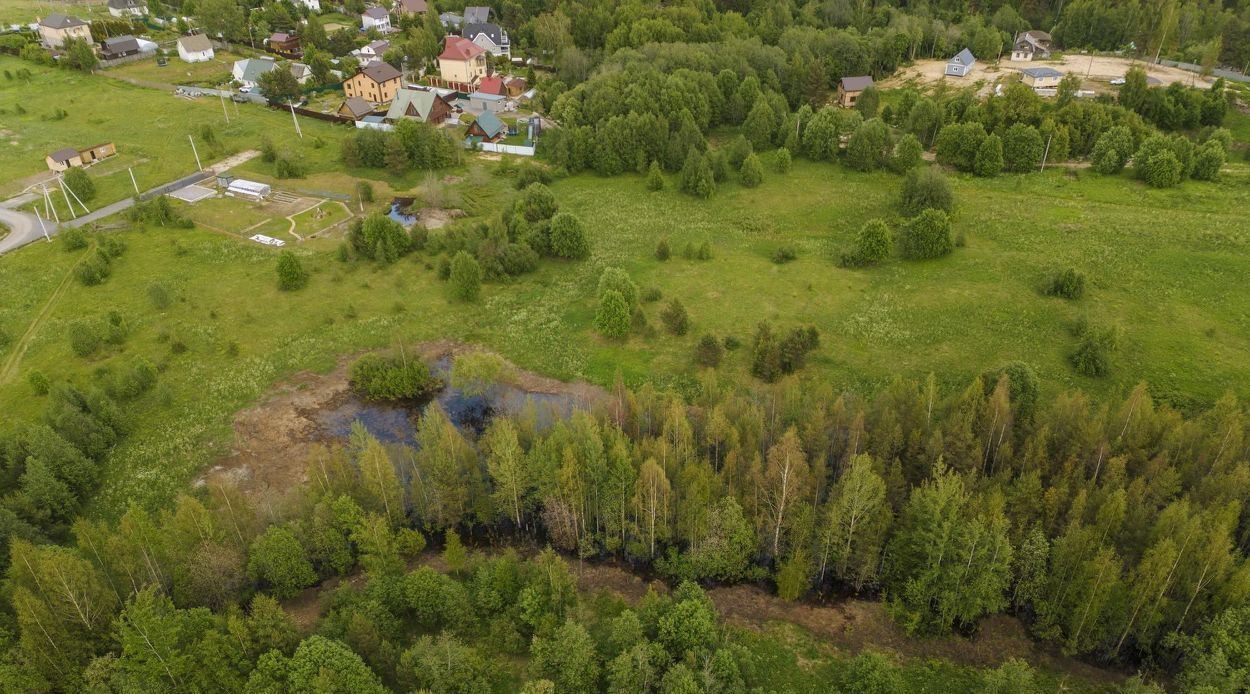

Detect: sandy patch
418,207,465,229
882,55,1212,91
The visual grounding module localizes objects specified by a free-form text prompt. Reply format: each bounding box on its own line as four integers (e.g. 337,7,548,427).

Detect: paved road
0,194,55,255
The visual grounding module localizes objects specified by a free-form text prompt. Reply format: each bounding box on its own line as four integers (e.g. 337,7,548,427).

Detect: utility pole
34,208,50,242
218,87,230,123
41,184,59,224
1040,133,1053,172
188,134,202,171
288,100,303,138
60,175,90,215
128,167,139,195
59,178,77,219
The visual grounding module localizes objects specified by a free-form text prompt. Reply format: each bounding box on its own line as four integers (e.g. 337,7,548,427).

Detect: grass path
0,245,88,385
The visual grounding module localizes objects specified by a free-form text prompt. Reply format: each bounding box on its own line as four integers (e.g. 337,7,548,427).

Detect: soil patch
418,207,465,229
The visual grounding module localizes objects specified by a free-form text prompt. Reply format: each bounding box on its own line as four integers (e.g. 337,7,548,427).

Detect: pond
387,198,418,227
313,357,581,447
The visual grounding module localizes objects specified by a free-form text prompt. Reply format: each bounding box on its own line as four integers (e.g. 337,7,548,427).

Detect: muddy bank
197,342,605,500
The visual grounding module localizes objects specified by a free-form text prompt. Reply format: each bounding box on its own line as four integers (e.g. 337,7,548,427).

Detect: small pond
387,198,418,227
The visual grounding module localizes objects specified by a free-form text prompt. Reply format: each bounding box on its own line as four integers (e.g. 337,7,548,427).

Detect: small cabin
945,48,975,77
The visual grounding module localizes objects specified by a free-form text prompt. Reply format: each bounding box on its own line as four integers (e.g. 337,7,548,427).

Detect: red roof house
476,74,505,96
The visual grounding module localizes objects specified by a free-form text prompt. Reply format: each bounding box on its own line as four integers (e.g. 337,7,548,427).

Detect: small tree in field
694,334,723,367
974,134,1004,177
276,251,309,291
550,212,590,259
841,219,892,267
646,161,665,191
1003,123,1044,172
899,209,953,260
774,147,792,173
62,167,96,202
890,134,924,173
660,298,689,335
595,289,631,339
739,153,763,187
846,119,893,172
450,251,482,301
898,167,952,215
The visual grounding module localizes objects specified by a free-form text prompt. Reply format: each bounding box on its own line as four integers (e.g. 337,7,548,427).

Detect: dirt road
884,54,1212,91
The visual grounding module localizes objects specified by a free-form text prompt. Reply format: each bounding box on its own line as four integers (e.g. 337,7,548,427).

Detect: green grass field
0,0,112,24
106,50,252,87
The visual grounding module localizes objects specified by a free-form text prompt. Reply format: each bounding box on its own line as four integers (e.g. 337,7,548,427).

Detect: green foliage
694,334,723,368
349,212,410,264
595,289,631,340
646,160,665,191
521,183,559,222
739,153,764,187
846,119,893,172
598,267,640,314
775,147,792,173
1175,606,1250,693
1003,123,1044,173
974,134,1004,177
247,525,317,599
771,244,798,264
1070,323,1120,377
550,212,590,260
654,239,671,260
275,251,309,291
842,219,892,267
1142,150,1182,188
898,167,953,216
450,251,483,301
680,151,715,198
61,168,96,203
60,228,88,252
660,298,690,335
1046,268,1086,300
73,251,111,286
349,353,438,401
890,133,924,173
935,121,986,172
899,209,953,260
1191,140,1225,181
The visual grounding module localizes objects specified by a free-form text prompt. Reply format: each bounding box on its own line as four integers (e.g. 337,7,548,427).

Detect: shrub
276,252,309,291
739,153,763,187
1092,126,1134,175
1046,268,1086,300
680,151,715,198
69,321,101,357
62,167,96,202
356,181,374,203
1003,123,1044,172
74,251,111,286
898,167,953,216
645,161,665,191
1070,324,1119,378
654,239,671,261
1143,150,1182,188
450,251,483,301
521,183,558,221
598,268,639,313
694,334,723,368
974,134,1004,177
660,298,689,336
935,121,986,172
696,241,712,260
595,289,631,339
436,256,452,280
772,245,798,264
774,147,792,173
841,219,892,267
550,213,590,260
641,287,662,302
899,208,953,260
1191,141,1225,181
27,370,51,396
846,119,893,172
349,353,438,400
98,235,126,261
890,133,924,173
60,228,88,251
147,283,172,309
514,162,553,189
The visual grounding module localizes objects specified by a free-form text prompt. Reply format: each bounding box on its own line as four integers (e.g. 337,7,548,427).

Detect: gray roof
178,33,213,52
463,6,491,23
49,147,79,163
107,0,143,8
1022,66,1063,78
363,7,389,19
236,57,278,82
40,13,87,29
102,35,140,54
440,12,463,27
462,22,504,47
950,48,975,66
840,75,873,92
341,96,375,117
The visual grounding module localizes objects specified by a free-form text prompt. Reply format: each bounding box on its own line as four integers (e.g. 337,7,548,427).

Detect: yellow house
343,62,403,104
39,13,92,48
46,142,116,172
437,36,487,91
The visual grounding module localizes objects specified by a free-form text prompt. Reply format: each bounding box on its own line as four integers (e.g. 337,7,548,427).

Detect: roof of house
468,91,505,102
341,96,375,117
364,39,390,53
440,12,463,26
102,35,140,53
358,60,401,83
471,110,506,138
840,75,874,92
950,48,975,66
40,13,87,29
270,32,295,43
385,88,447,121
290,62,311,78
476,74,505,95
107,0,143,9
48,147,79,163
505,76,527,89
1020,29,1052,42
363,7,389,19
1022,66,1063,78
462,22,505,47
439,35,484,61
463,6,491,23
178,34,213,52
397,0,428,12
235,57,278,82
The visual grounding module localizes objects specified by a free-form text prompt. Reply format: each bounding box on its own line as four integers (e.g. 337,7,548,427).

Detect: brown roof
48,147,79,163
439,35,484,61
840,75,874,92
179,33,213,52
340,96,375,118
359,61,401,83
397,0,428,12
40,13,87,29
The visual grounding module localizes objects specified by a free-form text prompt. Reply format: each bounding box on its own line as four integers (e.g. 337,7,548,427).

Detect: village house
945,48,976,77
337,96,377,120
437,36,487,91
465,110,506,143
353,39,390,63
361,7,392,32
395,0,428,17
38,14,91,48
504,76,527,97
1021,66,1063,89
467,91,505,113
384,88,454,123
268,32,302,57
289,62,313,84
343,61,403,104
463,6,491,23
233,57,278,88
462,22,509,58
475,74,505,96
45,142,117,173
177,33,214,62
99,35,143,60
107,0,147,18
1011,30,1053,61
836,75,873,108
439,12,464,29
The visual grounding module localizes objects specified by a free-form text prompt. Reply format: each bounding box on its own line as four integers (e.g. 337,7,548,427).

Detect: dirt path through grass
0,246,89,385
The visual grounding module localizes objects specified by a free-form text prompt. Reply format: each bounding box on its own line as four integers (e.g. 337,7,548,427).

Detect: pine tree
739,153,764,187
449,251,482,301
974,134,1004,177
595,289,631,340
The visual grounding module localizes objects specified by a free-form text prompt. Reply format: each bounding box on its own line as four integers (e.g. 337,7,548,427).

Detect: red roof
439,36,485,61
477,75,505,95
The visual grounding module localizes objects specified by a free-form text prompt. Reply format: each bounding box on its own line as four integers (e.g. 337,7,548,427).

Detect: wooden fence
266,102,354,125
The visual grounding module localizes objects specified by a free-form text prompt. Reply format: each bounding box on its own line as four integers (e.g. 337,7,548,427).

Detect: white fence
476,142,535,156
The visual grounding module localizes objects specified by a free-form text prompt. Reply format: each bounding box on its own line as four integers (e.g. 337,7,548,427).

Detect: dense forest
3,352,1249,690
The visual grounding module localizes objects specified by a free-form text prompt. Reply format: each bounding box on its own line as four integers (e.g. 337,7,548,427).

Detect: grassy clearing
0,0,112,24
106,50,253,87
290,200,351,237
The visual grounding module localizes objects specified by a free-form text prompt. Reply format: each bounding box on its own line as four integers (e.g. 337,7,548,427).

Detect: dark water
314,357,580,447
387,199,418,227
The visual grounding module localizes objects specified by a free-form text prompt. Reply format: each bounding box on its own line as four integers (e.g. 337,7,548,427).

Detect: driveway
0,194,54,255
